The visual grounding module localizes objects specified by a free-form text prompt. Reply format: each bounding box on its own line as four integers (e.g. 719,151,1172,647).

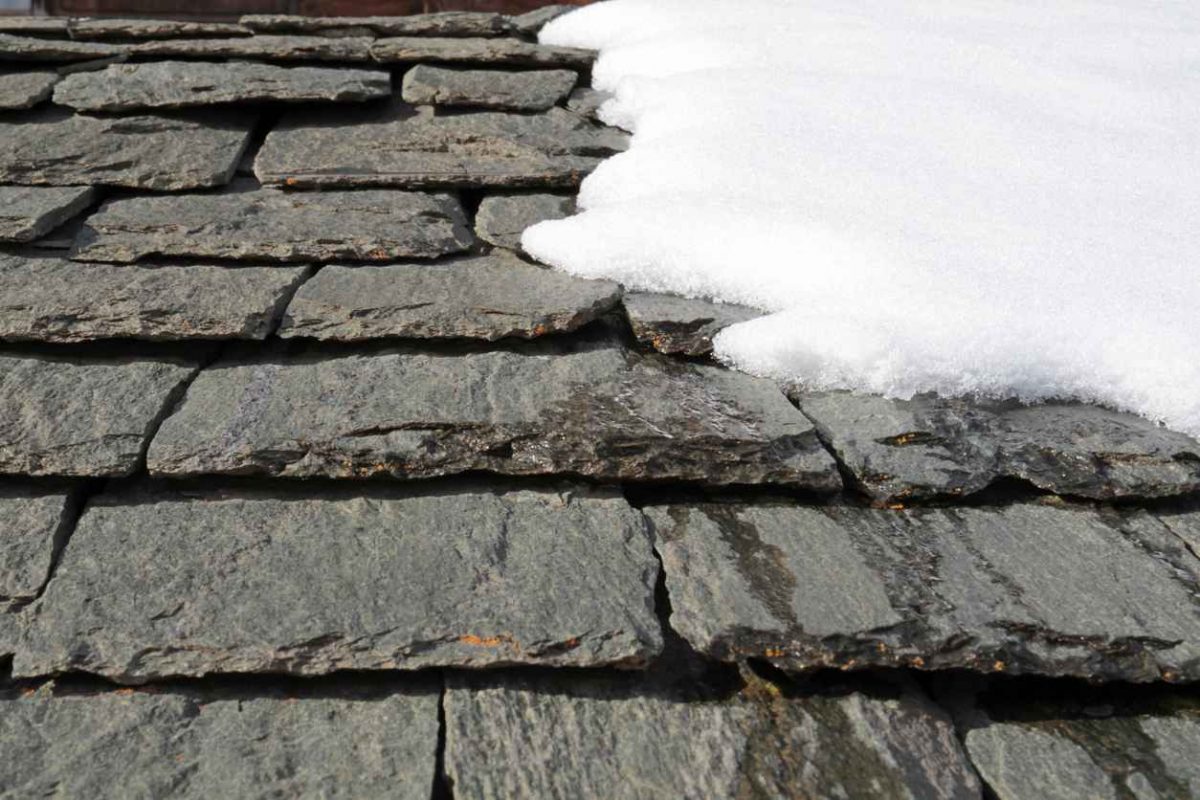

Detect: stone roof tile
0,185,94,242
0,69,58,110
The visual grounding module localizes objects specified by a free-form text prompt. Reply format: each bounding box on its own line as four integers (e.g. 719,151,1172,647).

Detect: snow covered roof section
529,0,1200,436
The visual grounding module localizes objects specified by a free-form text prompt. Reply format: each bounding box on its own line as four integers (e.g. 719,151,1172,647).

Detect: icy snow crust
527,0,1200,436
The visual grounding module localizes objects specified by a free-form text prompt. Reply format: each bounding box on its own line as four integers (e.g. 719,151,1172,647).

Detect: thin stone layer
624,292,760,357
53,61,391,111
67,19,251,40
132,34,372,62
14,484,662,681
0,33,122,62
72,187,472,264
510,5,576,36
278,250,620,342
255,103,626,189
241,12,509,37
146,344,839,490
648,502,1200,682
475,193,574,251
0,254,310,342
0,69,57,109
372,36,594,69
0,186,94,243
0,354,197,477
401,64,576,111
565,86,612,119
0,487,72,610
795,391,1200,503
0,18,69,36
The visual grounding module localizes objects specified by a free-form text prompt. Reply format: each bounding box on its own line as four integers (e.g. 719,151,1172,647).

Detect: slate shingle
372,36,594,69
0,486,72,610
0,32,123,62
241,12,510,38
401,64,577,111
0,69,58,110
131,34,373,62
67,19,252,40
0,186,94,243
624,292,761,357
474,192,574,251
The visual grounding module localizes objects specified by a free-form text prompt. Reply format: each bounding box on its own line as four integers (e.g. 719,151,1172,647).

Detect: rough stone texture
15,484,662,681
0,18,69,36
146,343,840,490
0,684,439,798
132,35,372,62
72,187,472,264
0,110,252,190
0,69,57,109
241,12,509,38
68,19,251,40
1159,508,1200,559
565,86,613,120
795,391,1200,504
624,292,761,357
53,61,391,112
0,254,310,342
255,103,626,189
0,354,197,477
475,192,574,251
372,36,595,69
510,5,576,36
0,32,122,62
647,502,1200,682
279,250,619,342
0,185,94,243
401,64,576,111
0,487,72,611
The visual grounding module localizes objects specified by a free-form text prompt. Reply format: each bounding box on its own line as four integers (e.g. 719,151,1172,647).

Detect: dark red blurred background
13,0,594,19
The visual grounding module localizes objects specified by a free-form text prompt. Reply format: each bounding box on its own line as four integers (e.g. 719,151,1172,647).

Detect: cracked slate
0,109,252,190
241,12,510,37
255,102,627,189
475,193,574,251
624,292,761,357
278,250,620,342
0,254,310,342
71,187,472,264
794,391,1200,503
0,487,72,611
401,64,576,111
0,186,94,243
0,683,439,798
0,33,123,62
0,354,197,477
145,343,840,489
0,69,58,109
14,484,662,681
646,502,1200,681
53,61,391,111
372,36,594,69
131,34,372,62
68,19,251,40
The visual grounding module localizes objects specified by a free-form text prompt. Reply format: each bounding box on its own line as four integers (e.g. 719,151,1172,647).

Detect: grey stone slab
647,502,1200,681
0,69,57,109
15,484,661,681
53,61,391,111
475,192,573,251
401,64,576,111
0,185,93,243
0,487,72,610
146,344,840,489
0,110,252,190
0,254,310,342
255,103,626,189
71,187,472,264
794,392,1200,503
372,36,594,69
68,19,252,40
0,18,69,36
509,5,576,36
0,684,439,798
0,354,197,477
241,12,510,38
279,250,619,342
565,86,612,119
624,292,761,357
132,35,372,62
1159,509,1200,558
0,32,122,62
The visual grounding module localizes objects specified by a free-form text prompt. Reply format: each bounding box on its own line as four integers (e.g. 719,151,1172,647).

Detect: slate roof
1,8,1199,799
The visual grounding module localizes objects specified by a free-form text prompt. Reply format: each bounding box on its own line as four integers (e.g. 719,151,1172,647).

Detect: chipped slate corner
2,8,1200,798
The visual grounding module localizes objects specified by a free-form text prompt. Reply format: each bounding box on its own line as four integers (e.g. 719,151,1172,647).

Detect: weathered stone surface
0,186,93,243
475,192,573,251
1159,508,1200,558
15,484,661,680
509,5,576,37
0,684,439,798
0,354,197,477
647,502,1200,681
373,36,594,69
241,12,509,37
624,292,761,357
279,250,620,342
0,18,69,36
0,69,57,109
0,110,251,190
54,61,391,111
0,254,309,342
0,487,72,610
68,19,251,40
72,187,472,264
255,103,626,189
132,34,372,62
565,86,613,119
795,391,1200,503
401,64,576,111
146,344,839,489
0,32,122,62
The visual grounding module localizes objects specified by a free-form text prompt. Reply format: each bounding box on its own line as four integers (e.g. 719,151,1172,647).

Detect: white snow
526,0,1200,436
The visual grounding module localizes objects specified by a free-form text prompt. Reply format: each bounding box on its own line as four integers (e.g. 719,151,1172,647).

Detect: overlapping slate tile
53,61,391,112
0,32,122,62
372,36,594,69
0,69,57,109
278,250,619,342
132,34,372,62
475,192,574,251
0,186,94,242
0,18,69,36
0,684,439,798
68,19,252,40
146,344,840,489
565,86,612,120
0,110,252,190
0,486,72,611
0,354,197,477
510,5,576,36
241,12,509,37
0,254,309,342
401,64,576,111
795,392,1200,503
624,292,760,357
15,484,661,681
647,502,1200,681
255,103,627,189
71,187,472,264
